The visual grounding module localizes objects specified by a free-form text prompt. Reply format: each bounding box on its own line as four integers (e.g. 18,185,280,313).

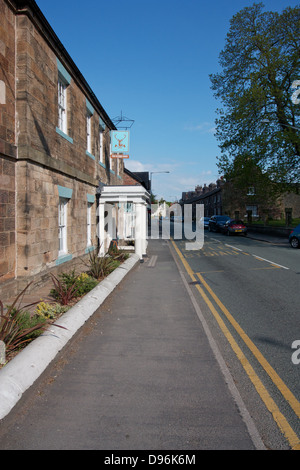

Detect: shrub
50,273,79,305
0,284,65,358
75,272,98,296
34,301,70,320
84,249,120,280
50,270,98,305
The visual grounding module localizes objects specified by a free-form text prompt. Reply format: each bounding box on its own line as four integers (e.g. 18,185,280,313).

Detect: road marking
225,244,243,251
169,243,266,450
170,239,300,450
198,270,225,274
147,255,157,267
195,270,300,422
211,237,222,243
252,255,289,270
213,241,289,269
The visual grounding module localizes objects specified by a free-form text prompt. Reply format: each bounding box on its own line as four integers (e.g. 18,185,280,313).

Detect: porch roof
99,185,150,204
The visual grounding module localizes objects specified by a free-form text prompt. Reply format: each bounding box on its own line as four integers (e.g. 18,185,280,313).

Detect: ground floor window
87,202,92,247
58,197,68,256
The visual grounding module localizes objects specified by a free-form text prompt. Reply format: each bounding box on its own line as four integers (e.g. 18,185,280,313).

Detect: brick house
181,181,223,218
0,0,131,302
181,179,300,223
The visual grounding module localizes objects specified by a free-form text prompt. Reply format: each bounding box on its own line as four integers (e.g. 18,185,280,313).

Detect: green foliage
210,3,300,186
34,301,70,320
82,246,129,281
50,270,98,305
84,250,120,280
75,272,99,296
0,284,65,357
10,309,47,342
50,272,79,305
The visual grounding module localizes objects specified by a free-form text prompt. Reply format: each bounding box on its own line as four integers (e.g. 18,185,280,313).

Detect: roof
123,168,151,190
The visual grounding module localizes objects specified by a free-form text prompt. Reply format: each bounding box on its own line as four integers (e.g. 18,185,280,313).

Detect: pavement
0,238,270,450
246,228,290,245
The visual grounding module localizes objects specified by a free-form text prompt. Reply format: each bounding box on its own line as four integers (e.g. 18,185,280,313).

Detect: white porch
98,185,150,260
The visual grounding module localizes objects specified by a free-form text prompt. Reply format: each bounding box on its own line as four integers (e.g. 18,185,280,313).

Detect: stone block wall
0,0,17,287
0,157,15,281
16,161,98,279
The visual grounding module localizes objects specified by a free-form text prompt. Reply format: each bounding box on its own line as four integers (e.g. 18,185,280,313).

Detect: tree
221,154,281,221
210,3,300,187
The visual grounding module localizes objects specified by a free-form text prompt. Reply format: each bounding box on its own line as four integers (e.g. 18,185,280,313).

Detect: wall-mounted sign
111,131,130,153
111,154,129,159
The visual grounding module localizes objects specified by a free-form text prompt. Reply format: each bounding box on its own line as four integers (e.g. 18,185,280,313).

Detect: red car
222,219,247,236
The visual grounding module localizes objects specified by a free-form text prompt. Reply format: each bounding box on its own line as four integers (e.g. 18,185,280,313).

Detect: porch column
141,202,148,254
98,201,105,256
135,202,147,259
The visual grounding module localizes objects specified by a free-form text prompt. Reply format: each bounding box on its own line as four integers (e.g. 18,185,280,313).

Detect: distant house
180,180,223,218
181,178,300,223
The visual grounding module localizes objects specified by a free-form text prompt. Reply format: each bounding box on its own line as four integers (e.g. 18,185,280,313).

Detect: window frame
58,197,68,257
87,201,92,247
99,128,104,164
58,75,67,134
86,111,92,154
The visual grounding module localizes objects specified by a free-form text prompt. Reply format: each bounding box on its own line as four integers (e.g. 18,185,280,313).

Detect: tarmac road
0,239,264,451
171,229,300,450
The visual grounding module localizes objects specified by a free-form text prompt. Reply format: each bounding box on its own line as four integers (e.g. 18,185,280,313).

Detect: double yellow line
171,239,300,450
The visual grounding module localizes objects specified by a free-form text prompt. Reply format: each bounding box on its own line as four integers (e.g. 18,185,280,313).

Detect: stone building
0,0,139,302
181,178,300,223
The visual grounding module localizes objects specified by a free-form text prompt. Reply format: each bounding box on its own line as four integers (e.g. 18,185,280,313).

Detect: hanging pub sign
111,130,130,154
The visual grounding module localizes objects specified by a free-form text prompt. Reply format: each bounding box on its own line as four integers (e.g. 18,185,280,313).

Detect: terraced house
0,0,147,302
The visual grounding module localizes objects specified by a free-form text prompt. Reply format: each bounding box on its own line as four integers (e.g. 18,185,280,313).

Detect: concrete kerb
0,253,140,420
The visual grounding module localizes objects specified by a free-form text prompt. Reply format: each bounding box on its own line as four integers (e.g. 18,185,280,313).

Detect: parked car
199,217,210,229
289,224,300,248
221,219,247,236
208,215,231,232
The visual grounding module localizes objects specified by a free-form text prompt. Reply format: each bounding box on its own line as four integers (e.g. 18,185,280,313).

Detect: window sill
85,245,96,254
56,253,73,265
99,161,106,168
86,150,95,160
56,127,73,144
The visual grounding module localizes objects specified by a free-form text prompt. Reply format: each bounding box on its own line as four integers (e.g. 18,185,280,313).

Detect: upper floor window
58,77,67,133
99,129,104,164
99,117,106,165
87,111,92,153
56,59,73,143
86,99,95,157
247,186,255,196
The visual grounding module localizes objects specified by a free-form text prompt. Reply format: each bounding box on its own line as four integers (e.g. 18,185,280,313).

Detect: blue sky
36,0,300,201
